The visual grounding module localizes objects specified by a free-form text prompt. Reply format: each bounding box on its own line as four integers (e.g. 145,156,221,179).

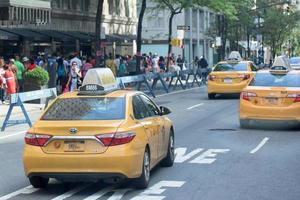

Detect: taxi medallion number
64,141,85,152
265,97,278,105
224,78,233,84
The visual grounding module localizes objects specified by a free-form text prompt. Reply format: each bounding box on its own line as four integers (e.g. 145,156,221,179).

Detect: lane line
83,187,114,200
0,131,26,140
250,137,269,154
0,186,39,200
51,184,91,200
156,86,205,98
187,103,204,110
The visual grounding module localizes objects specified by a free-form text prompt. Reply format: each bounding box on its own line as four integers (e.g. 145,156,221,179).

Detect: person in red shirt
3,64,16,99
26,58,37,71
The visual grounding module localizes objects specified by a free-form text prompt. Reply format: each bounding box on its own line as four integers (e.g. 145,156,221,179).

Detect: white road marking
107,189,131,200
0,186,39,200
187,103,204,110
83,187,114,200
0,131,26,140
131,181,185,200
250,137,269,154
190,149,230,164
175,148,204,163
51,184,91,200
156,87,204,98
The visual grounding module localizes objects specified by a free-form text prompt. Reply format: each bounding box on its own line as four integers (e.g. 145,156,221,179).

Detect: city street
0,87,299,200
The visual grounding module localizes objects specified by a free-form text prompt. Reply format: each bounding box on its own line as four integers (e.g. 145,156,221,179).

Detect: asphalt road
0,87,300,200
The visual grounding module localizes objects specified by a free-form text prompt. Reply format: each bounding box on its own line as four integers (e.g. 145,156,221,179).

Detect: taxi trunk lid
242,87,300,107
210,71,251,84
33,120,123,154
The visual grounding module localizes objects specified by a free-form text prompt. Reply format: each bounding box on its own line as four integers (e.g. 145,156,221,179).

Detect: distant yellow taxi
23,68,175,189
240,56,300,128
207,52,258,99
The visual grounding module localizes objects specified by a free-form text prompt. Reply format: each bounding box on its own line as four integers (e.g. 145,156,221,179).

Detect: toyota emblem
69,128,78,134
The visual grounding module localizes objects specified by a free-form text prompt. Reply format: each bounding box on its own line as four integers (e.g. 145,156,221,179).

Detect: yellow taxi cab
240,56,300,128
23,68,175,189
207,51,258,99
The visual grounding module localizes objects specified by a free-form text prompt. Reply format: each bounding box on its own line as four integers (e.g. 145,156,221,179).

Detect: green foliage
24,67,49,86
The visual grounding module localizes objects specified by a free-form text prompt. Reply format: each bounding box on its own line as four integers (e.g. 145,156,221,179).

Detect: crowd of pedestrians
0,51,209,104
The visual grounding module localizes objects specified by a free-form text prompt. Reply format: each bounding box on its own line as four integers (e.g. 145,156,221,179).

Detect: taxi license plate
64,141,85,152
224,78,232,84
266,98,278,105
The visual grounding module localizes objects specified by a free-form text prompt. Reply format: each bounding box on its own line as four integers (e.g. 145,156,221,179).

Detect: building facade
0,0,138,56
138,1,217,67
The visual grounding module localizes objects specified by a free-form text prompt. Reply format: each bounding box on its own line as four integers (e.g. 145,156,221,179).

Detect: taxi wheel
208,93,216,99
29,176,49,188
161,130,175,167
133,148,150,189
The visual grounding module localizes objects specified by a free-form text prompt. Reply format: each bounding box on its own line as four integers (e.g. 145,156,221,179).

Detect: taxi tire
133,148,150,189
29,176,49,188
208,93,216,99
161,130,175,167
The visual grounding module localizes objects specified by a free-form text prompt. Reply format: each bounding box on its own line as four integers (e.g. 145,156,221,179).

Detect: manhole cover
209,129,237,131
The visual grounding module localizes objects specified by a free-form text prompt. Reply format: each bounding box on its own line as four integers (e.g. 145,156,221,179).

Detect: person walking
0,58,6,103
3,63,16,101
56,57,68,94
198,56,209,84
81,57,93,79
66,62,82,92
14,55,25,92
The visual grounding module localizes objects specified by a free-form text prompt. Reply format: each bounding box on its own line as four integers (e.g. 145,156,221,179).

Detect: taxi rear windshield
250,73,300,87
42,97,125,120
213,63,247,72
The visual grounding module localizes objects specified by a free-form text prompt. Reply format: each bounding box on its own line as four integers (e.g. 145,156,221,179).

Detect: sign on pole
177,25,190,31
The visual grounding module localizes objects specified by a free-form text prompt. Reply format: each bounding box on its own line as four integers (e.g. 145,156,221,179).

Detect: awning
31,29,75,42
62,31,93,43
0,29,20,40
0,28,50,41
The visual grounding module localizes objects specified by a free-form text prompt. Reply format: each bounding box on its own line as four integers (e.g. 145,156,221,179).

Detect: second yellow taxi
240,56,300,128
23,68,175,189
208,52,258,99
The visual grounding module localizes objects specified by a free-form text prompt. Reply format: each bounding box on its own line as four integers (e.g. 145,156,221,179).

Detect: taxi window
214,63,247,72
132,96,149,119
250,73,300,87
139,95,160,117
42,97,125,120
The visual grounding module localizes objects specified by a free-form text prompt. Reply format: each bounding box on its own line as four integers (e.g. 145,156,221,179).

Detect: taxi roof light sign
227,51,242,62
78,68,118,95
270,56,292,74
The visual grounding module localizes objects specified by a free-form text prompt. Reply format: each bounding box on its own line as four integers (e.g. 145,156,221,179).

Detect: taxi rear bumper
23,144,144,180
208,81,249,94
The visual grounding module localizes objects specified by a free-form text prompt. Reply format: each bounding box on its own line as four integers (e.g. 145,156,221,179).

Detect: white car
289,57,300,70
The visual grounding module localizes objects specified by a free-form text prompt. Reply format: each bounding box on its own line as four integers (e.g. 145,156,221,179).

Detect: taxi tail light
25,133,52,147
287,94,300,102
239,74,250,80
208,75,216,81
241,92,257,101
96,132,136,146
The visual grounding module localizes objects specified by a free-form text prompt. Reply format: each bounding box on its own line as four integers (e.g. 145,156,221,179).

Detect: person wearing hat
14,55,25,92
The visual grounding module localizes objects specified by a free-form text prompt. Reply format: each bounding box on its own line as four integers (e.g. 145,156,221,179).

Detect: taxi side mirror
160,106,172,115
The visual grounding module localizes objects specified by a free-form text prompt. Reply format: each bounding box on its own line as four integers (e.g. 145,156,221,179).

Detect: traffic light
171,38,182,47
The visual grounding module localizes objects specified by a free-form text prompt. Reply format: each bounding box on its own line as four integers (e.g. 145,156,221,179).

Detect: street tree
154,0,192,67
136,0,147,73
95,0,104,68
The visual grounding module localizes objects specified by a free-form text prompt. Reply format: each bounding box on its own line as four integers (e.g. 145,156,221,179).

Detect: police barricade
1,88,57,132
117,75,156,97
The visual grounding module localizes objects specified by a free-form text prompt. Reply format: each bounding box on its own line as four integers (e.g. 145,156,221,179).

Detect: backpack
57,64,65,77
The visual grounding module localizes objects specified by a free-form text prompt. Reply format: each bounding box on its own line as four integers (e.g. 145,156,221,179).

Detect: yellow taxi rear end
240,70,300,127
208,61,256,99
23,92,144,182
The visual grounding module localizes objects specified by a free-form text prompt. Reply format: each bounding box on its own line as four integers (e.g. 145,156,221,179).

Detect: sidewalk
0,103,44,118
